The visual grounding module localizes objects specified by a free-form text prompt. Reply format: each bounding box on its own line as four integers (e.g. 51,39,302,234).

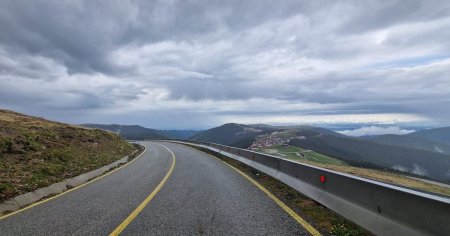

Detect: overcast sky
1,0,449,130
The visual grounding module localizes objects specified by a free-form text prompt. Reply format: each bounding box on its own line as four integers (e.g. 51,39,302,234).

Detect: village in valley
249,131,305,150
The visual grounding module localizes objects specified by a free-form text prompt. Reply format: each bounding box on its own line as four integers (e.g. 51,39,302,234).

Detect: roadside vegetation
188,145,371,236
0,109,137,202
259,145,450,197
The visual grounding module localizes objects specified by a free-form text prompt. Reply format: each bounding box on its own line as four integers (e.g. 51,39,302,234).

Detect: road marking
109,143,176,236
184,145,322,236
223,162,322,236
0,145,147,220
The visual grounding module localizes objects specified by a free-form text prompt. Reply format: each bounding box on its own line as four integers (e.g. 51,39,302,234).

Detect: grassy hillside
191,123,344,147
82,124,201,140
270,125,345,137
193,123,450,183
81,124,168,140
190,123,341,146
0,109,137,201
190,123,275,145
261,145,346,165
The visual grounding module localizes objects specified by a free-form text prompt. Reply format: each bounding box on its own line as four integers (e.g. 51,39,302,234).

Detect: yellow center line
109,143,176,236
221,161,322,236
0,145,147,220
183,145,322,236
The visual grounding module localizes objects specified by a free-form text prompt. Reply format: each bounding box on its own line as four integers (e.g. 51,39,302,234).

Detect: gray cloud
0,0,449,129
338,126,415,136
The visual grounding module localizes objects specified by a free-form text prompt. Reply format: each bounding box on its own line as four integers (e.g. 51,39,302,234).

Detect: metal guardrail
168,140,450,236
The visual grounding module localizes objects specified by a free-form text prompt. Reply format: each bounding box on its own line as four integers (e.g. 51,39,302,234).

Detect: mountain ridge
190,123,450,183
364,133,450,155
80,124,201,140
81,124,168,140
407,126,450,144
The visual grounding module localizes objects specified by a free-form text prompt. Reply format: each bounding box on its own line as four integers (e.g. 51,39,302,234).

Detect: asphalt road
0,141,309,235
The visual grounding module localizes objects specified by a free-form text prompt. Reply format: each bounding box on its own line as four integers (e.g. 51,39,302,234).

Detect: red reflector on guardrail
320,175,326,183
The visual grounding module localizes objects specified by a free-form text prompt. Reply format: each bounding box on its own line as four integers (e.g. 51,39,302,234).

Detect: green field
261,145,346,165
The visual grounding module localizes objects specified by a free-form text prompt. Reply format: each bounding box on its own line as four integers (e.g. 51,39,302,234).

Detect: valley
73,121,450,196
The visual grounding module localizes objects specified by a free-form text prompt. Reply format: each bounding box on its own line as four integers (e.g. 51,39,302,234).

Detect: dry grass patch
0,109,137,201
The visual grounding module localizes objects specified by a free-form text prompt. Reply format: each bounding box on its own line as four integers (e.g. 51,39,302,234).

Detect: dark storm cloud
0,0,307,74
0,0,450,128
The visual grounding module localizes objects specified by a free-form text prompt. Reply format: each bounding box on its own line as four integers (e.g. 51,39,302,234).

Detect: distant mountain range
190,123,276,147
190,123,450,183
407,127,450,144
82,122,450,183
364,134,450,155
189,123,342,147
162,130,202,139
81,124,167,140
81,124,200,140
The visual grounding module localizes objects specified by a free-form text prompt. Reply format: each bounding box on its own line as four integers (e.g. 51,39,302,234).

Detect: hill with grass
189,123,277,147
81,124,168,140
191,123,450,183
190,123,343,147
0,109,137,201
81,124,201,140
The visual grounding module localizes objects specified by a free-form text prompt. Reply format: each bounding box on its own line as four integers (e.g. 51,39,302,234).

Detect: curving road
0,141,310,235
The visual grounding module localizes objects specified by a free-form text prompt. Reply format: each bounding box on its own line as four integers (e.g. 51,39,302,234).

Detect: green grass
0,109,137,201
262,145,346,165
